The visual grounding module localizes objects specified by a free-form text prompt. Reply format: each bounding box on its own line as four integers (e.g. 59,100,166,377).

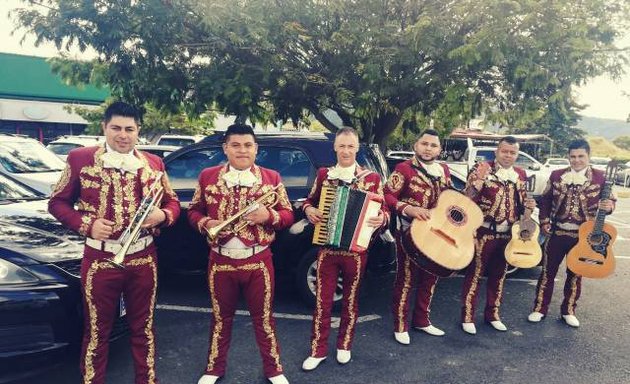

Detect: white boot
198,375,220,384
394,331,410,345
489,320,507,331
301,356,326,371
416,324,445,336
336,349,351,364
462,322,477,335
528,311,544,323
268,374,289,384
562,314,580,328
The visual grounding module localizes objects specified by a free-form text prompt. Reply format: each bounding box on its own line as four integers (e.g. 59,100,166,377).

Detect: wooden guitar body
505,218,542,268
406,189,483,276
566,220,617,278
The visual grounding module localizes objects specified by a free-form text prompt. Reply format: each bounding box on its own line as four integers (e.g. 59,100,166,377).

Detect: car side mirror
530,164,541,171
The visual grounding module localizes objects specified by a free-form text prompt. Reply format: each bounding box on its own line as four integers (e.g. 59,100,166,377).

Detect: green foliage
13,0,630,150
613,136,630,151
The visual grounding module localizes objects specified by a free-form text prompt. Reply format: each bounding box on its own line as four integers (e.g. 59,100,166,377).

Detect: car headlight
0,259,39,285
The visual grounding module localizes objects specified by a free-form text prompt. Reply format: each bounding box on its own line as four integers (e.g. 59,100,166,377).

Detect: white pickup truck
447,142,550,197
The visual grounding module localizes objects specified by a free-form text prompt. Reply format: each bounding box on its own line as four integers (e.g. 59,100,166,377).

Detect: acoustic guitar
505,175,542,268
566,162,618,279
408,189,483,273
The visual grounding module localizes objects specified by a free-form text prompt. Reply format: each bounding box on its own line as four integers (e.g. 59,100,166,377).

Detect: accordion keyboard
312,185,337,245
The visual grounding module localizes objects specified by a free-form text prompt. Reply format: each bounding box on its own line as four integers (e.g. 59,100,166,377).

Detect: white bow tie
495,167,519,183
421,162,443,179
327,165,356,183
101,151,142,173
222,168,258,188
561,171,587,186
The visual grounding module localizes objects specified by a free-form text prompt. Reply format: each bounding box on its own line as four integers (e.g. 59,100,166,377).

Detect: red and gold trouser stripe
392,234,439,332
532,230,581,316
310,248,367,358
80,247,158,384
460,227,511,323
204,249,283,378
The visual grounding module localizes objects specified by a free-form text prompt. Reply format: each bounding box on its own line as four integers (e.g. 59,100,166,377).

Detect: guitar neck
593,181,613,234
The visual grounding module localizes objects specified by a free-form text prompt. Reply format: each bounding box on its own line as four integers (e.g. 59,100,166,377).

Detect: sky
2,1,629,122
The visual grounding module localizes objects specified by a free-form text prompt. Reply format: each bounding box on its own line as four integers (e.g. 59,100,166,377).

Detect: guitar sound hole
449,207,465,224
590,234,603,246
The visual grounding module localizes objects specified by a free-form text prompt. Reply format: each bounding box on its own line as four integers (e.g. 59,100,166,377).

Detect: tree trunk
370,112,403,153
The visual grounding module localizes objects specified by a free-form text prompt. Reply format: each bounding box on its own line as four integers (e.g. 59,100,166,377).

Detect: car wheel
296,247,344,307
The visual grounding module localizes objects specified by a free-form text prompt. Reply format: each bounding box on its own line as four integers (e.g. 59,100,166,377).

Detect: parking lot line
155,303,381,329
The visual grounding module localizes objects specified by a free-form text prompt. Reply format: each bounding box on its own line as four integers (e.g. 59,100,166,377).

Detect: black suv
155,131,396,306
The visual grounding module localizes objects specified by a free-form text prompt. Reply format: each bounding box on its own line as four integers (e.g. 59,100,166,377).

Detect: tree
13,0,630,150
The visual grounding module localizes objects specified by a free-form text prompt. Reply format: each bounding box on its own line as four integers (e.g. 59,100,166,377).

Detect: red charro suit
187,164,293,378
532,166,614,316
384,157,452,332
460,161,527,323
302,165,389,358
48,145,180,384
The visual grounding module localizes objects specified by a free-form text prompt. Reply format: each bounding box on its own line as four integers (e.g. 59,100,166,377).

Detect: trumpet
107,172,164,269
206,185,281,242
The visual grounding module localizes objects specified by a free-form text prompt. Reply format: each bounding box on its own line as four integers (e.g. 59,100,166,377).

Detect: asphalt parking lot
13,195,630,384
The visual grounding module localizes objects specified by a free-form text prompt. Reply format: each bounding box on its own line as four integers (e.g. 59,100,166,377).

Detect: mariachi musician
528,139,615,328
48,101,180,384
301,127,389,371
188,124,293,384
460,136,536,335
384,129,452,345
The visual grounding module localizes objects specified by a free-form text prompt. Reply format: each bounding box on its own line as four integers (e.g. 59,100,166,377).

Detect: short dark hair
418,129,441,144
568,139,590,154
103,101,141,125
336,126,359,139
498,136,518,146
223,123,256,143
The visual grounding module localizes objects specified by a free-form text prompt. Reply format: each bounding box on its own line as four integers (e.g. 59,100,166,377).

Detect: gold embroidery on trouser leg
310,251,325,356
534,238,552,312
83,260,115,384
260,262,282,371
566,275,579,315
206,265,222,372
396,253,413,333
491,234,509,320
342,255,362,350
128,255,157,384
464,234,492,323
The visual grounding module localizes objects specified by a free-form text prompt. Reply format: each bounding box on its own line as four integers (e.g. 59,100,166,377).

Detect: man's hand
524,197,537,211
541,223,552,236
91,218,115,240
367,211,385,228
141,208,166,228
404,206,431,221
305,206,323,224
243,205,271,225
599,199,614,213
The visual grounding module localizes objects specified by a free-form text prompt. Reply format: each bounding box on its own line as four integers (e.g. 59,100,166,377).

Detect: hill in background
587,136,630,161
577,116,630,140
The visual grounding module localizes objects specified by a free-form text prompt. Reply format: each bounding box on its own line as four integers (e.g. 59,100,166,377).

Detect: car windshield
158,138,193,147
47,142,83,156
0,141,65,173
0,174,41,200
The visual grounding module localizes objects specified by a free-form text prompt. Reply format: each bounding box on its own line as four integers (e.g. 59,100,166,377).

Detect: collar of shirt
420,161,443,179
327,163,357,183
561,167,588,185
494,166,519,183
101,144,142,173
222,165,258,188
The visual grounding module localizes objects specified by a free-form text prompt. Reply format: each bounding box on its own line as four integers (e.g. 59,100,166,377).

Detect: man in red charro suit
528,139,615,328
460,136,536,335
188,124,293,384
384,129,452,345
48,101,180,384
301,127,389,371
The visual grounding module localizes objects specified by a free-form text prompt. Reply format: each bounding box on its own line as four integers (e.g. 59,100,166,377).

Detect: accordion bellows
313,185,382,252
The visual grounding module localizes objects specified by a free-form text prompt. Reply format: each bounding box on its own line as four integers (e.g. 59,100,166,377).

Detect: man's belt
556,222,580,231
85,236,153,255
211,245,268,259
481,221,511,233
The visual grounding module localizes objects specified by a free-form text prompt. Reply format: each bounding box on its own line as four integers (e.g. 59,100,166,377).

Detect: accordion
312,185,383,252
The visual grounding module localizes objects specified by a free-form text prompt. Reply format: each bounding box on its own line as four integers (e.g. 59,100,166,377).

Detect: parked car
543,157,570,171
590,156,612,171
155,134,205,147
615,161,630,187
156,132,395,306
0,134,65,195
135,144,180,159
0,173,127,382
46,135,106,161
